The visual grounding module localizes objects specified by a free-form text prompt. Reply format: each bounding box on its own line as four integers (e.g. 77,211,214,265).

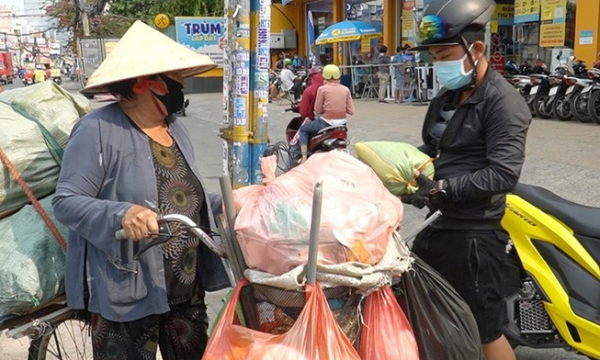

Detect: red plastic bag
202,280,361,360
359,286,419,360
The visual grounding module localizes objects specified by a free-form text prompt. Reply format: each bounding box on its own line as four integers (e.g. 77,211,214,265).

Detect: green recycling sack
0,82,90,218
354,142,434,196
0,195,68,316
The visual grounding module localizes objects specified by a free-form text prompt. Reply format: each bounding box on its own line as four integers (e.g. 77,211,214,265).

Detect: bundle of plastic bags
354,141,434,196
234,152,403,275
203,280,362,360
204,280,420,360
0,81,90,218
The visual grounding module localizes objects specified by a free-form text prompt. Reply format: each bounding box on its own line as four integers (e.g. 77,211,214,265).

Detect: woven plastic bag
0,82,90,218
234,151,402,275
354,141,434,196
393,255,484,360
359,286,419,360
202,280,361,360
0,195,68,316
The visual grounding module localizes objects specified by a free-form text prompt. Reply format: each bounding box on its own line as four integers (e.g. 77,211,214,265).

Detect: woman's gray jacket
52,103,230,322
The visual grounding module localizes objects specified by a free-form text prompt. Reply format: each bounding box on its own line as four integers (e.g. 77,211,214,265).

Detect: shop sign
493,5,515,26
540,23,565,47
541,0,566,21
579,30,594,45
514,0,540,24
491,52,505,73
176,17,225,66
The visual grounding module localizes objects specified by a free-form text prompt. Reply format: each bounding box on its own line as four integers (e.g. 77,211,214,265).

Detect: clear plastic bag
234,152,403,275
359,286,419,360
393,255,484,360
202,280,361,360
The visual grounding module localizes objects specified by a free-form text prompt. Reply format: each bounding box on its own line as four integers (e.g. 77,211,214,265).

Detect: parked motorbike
263,100,348,172
529,74,553,119
501,183,600,359
550,75,574,121
587,68,600,124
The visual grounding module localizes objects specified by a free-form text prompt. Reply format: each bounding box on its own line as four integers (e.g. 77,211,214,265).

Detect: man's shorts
394,75,402,90
412,226,510,344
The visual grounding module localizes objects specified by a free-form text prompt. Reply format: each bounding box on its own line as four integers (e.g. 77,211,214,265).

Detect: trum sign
176,17,226,67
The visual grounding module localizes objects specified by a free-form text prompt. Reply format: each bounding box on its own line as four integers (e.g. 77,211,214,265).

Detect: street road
0,79,596,359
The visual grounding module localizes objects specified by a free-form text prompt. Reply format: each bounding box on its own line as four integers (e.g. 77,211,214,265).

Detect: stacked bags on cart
205,151,483,360
0,82,90,315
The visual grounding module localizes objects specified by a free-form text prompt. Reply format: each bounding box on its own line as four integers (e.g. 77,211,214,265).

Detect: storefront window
307,0,336,65
347,0,384,63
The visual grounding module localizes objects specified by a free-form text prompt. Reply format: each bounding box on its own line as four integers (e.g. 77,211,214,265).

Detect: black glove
400,173,435,209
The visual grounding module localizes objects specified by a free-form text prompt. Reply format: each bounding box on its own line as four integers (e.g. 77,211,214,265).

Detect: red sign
491,52,505,73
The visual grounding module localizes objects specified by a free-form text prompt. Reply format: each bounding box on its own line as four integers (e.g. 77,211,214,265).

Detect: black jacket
420,67,532,229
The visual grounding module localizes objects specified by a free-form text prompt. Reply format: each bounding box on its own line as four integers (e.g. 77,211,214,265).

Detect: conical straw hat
81,20,217,94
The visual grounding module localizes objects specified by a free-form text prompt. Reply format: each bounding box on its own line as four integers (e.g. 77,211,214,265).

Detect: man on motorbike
401,1,532,359
33,65,47,84
298,64,353,163
299,66,324,121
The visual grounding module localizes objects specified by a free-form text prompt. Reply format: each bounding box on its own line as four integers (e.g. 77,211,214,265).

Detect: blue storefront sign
175,17,226,67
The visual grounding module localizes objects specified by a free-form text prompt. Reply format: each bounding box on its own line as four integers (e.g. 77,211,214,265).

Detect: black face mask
154,75,184,116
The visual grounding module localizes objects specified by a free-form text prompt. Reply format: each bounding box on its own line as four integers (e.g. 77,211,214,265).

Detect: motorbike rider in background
299,66,324,121
33,65,47,84
298,64,353,164
401,0,532,359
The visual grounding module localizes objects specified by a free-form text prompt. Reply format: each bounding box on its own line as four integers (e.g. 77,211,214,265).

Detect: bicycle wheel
28,316,92,360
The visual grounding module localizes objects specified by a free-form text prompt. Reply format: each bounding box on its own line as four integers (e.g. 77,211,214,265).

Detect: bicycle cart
0,296,92,360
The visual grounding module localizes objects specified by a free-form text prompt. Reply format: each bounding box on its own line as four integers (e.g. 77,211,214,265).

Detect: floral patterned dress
92,136,211,360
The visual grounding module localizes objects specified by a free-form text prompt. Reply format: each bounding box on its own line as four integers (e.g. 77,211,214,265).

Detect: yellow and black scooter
502,183,600,359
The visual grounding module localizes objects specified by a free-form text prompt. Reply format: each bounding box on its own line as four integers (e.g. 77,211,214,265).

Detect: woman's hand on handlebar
121,205,159,241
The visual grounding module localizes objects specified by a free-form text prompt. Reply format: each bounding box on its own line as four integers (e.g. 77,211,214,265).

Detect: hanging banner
175,17,226,67
540,23,566,47
514,0,540,24
539,0,566,47
401,3,416,48
541,0,566,22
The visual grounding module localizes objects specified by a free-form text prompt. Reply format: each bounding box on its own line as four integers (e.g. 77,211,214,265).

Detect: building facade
285,0,600,69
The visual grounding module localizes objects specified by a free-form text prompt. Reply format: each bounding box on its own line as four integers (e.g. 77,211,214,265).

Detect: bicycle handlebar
115,214,228,259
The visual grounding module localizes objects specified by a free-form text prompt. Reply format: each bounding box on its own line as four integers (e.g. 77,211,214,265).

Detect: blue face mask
434,48,477,90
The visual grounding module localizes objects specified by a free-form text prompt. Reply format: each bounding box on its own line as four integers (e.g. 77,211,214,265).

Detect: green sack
0,195,68,316
0,81,90,148
0,82,90,218
354,141,434,196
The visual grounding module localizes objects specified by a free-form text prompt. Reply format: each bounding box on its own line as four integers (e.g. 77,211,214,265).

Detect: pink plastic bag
234,152,403,275
359,286,419,360
232,155,277,212
202,280,361,360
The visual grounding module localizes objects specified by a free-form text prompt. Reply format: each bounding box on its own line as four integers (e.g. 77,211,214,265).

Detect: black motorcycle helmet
411,0,496,51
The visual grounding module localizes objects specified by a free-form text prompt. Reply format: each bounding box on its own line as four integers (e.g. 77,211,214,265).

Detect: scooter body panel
502,194,600,358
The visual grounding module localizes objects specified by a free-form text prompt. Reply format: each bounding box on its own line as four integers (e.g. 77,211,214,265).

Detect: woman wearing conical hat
52,21,229,359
